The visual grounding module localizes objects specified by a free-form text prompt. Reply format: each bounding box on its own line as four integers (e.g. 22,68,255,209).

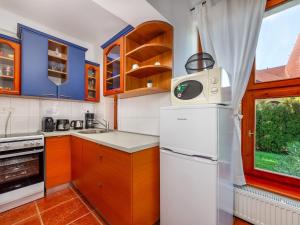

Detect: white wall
0,96,96,135
148,0,198,77
117,0,198,136
118,93,170,136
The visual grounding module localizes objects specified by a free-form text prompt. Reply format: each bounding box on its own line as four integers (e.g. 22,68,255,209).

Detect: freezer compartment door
160,149,217,225
160,106,218,159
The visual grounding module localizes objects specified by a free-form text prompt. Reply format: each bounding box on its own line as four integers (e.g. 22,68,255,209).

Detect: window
255,3,300,83
255,97,300,178
242,1,300,192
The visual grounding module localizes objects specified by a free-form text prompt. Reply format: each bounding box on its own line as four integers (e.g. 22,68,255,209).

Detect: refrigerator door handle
160,148,217,162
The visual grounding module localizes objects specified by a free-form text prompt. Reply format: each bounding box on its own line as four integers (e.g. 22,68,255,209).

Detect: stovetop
0,131,43,140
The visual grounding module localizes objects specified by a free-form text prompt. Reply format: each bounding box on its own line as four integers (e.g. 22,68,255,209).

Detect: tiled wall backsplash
118,93,171,136
0,96,96,135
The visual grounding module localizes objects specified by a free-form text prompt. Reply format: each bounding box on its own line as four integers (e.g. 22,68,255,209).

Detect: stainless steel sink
78,129,109,134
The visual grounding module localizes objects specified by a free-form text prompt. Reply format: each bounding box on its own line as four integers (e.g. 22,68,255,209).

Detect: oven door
0,147,44,194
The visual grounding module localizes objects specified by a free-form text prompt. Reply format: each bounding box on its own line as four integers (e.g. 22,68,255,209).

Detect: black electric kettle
70,120,84,130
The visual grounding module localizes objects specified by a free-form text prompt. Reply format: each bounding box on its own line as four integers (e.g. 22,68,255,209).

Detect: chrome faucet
94,118,110,132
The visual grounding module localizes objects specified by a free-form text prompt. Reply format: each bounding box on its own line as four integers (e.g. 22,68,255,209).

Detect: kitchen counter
43,130,159,153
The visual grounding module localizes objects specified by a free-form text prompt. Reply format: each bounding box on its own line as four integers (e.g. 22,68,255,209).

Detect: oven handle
0,149,44,159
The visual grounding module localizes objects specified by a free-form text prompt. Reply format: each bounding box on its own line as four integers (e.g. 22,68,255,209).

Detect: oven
0,133,45,212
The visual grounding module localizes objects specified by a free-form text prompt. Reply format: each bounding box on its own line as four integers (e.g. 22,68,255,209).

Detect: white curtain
195,0,266,185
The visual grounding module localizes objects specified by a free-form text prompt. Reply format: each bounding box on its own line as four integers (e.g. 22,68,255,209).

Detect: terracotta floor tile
37,187,77,212
0,202,37,225
234,217,252,225
70,213,102,225
40,198,89,225
14,215,42,225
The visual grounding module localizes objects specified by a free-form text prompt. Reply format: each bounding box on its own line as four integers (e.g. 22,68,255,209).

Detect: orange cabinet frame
103,37,124,96
0,38,20,95
85,63,100,102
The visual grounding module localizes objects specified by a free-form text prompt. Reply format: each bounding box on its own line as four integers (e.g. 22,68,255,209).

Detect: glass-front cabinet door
103,37,124,96
0,38,20,95
85,63,100,102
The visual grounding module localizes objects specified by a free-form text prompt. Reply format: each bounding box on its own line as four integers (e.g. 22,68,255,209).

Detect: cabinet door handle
60,95,71,99
43,93,56,97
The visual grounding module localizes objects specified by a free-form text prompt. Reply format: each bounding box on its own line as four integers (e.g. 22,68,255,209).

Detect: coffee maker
42,117,55,132
85,111,95,129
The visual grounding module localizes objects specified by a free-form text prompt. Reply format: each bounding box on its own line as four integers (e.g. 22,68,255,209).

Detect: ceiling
0,0,167,45
92,0,167,26
0,0,129,44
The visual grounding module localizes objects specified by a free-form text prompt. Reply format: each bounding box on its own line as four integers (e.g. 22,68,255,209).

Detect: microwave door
174,80,203,100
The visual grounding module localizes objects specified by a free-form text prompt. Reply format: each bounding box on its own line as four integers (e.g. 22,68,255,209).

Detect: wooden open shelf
126,21,172,45
118,87,169,99
121,21,173,99
48,53,67,61
0,75,14,79
0,56,14,61
107,57,120,66
48,39,68,85
48,69,67,78
126,44,172,61
107,74,120,81
126,65,171,78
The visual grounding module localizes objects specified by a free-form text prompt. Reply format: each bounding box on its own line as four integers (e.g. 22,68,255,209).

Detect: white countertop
43,130,159,153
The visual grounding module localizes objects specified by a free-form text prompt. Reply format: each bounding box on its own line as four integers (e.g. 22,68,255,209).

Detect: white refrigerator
160,105,234,225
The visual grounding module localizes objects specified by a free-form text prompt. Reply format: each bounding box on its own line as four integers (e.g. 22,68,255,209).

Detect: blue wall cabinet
21,29,57,98
58,46,85,100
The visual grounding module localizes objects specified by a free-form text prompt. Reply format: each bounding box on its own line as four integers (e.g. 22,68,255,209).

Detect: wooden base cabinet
70,136,83,189
71,138,159,225
45,136,71,189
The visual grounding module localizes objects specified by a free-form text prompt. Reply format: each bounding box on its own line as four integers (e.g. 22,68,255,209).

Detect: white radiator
234,186,300,225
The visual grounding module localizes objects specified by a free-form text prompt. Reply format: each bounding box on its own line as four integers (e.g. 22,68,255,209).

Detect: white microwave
171,67,231,105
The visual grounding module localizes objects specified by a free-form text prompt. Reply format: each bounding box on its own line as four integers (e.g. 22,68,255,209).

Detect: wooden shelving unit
126,44,172,61
0,38,20,95
123,21,173,98
0,55,14,61
126,65,171,78
107,57,120,66
0,75,14,79
106,74,120,81
48,39,68,84
85,63,100,102
118,87,169,99
48,69,67,78
103,37,124,96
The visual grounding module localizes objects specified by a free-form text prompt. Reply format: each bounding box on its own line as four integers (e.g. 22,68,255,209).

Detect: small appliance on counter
85,111,95,129
42,117,55,132
56,119,70,131
70,120,84,130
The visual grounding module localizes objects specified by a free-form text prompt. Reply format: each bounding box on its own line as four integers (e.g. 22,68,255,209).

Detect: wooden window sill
245,175,300,201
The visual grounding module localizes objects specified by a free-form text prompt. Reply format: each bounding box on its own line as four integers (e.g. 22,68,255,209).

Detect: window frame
242,0,300,199
242,86,300,186
247,62,300,91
